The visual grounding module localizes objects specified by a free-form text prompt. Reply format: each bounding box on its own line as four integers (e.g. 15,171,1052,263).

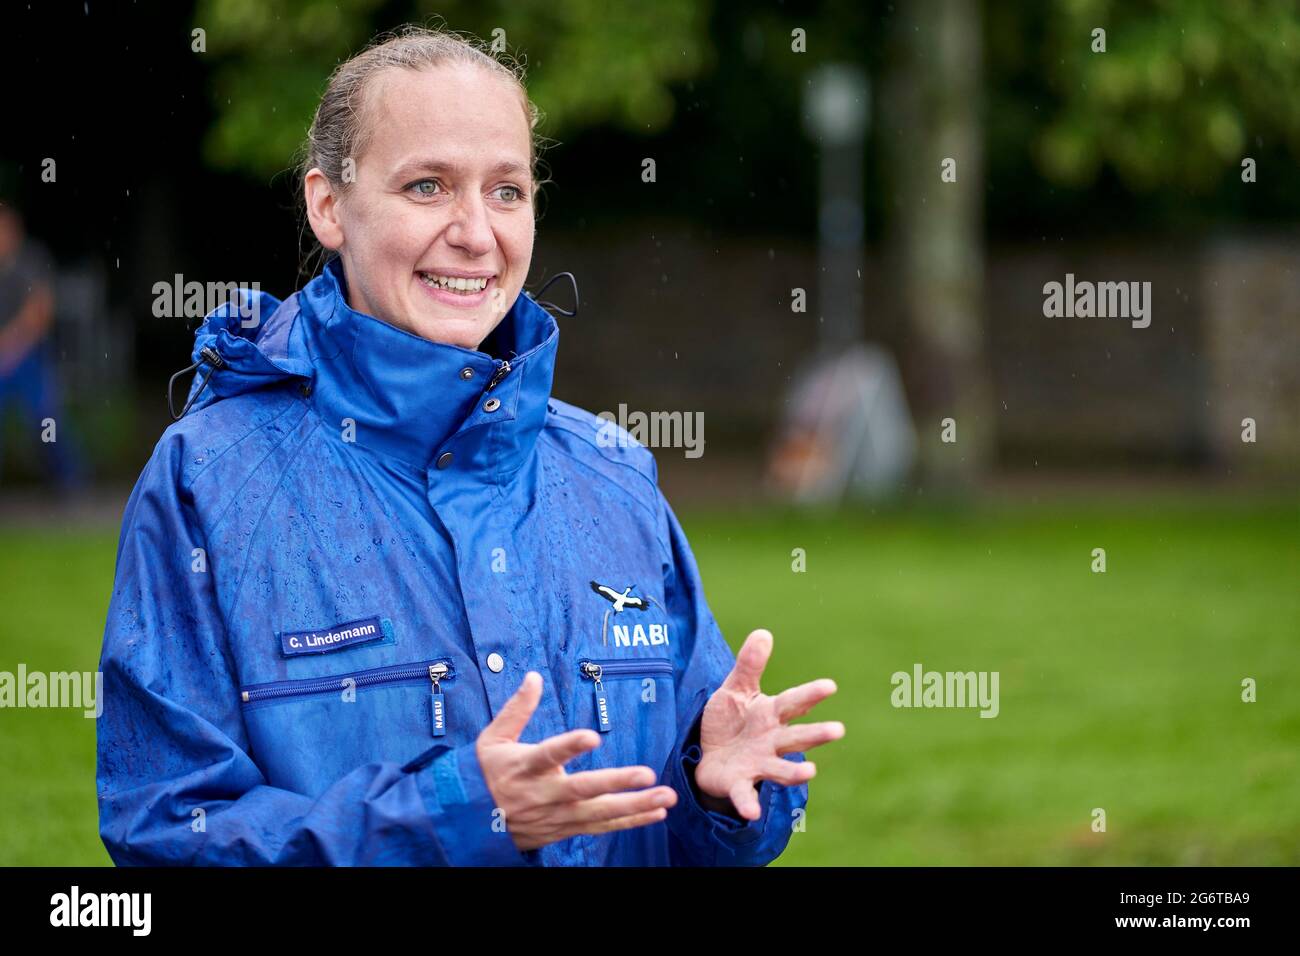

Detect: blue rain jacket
96,257,808,866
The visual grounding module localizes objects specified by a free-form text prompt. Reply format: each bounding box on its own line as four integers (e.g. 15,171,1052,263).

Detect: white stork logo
590,581,650,613
589,580,665,646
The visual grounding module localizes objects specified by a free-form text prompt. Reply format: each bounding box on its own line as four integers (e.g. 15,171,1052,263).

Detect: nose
445,192,496,258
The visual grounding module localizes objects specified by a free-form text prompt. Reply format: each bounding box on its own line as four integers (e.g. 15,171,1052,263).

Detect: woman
97,25,844,866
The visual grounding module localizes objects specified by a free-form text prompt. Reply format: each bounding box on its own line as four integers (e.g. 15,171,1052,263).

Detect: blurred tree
988,0,1300,194
194,0,711,183
193,0,1300,229
882,0,994,489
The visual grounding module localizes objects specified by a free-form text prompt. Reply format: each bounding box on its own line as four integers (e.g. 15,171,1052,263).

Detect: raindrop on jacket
96,257,809,866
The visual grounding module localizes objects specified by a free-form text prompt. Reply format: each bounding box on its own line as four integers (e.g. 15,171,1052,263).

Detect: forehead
360,63,531,172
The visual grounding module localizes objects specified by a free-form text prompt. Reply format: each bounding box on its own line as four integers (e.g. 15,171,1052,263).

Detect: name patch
279,617,391,657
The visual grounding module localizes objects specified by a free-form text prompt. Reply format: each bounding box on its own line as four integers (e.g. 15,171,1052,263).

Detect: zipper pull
429,663,449,737
487,358,511,390
580,662,612,733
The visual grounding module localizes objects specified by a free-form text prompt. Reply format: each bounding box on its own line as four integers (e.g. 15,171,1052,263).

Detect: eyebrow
392,158,530,181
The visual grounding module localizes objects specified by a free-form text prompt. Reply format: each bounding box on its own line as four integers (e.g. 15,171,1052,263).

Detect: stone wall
531,221,1297,479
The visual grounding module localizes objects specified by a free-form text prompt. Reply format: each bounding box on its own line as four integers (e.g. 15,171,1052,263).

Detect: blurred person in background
0,198,83,491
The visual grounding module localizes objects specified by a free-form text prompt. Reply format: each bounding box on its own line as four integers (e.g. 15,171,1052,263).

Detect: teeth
420,273,490,293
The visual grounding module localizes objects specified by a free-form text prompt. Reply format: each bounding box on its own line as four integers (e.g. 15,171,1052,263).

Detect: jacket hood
181,256,561,475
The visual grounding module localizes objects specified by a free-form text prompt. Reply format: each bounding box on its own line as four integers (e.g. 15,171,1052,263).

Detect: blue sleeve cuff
412,742,541,867
664,702,771,858
678,739,770,845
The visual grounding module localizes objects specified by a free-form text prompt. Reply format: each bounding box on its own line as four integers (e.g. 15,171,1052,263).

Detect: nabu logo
613,623,670,648
590,580,669,647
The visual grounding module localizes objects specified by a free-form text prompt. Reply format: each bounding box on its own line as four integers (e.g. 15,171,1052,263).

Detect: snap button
459,367,474,380
436,452,454,469
487,652,504,673
483,397,501,413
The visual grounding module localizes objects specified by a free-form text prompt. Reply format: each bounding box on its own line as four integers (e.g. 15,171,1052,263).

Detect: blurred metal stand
767,64,915,503
55,261,129,400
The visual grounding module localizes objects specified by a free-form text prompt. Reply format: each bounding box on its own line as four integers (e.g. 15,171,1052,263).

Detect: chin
413,316,488,350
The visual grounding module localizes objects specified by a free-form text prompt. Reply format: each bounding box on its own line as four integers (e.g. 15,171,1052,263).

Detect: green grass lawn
0,493,1296,865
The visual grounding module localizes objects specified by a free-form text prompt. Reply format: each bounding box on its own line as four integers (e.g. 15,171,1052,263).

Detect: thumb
729,779,763,821
483,671,542,743
720,628,773,696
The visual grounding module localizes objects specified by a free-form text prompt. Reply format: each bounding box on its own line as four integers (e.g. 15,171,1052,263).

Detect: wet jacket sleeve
655,491,809,866
96,439,533,866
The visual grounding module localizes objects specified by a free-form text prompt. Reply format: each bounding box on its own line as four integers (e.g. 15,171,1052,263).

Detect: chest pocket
574,657,678,778
238,659,464,792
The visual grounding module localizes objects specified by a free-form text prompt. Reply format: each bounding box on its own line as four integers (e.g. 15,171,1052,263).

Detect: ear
304,168,344,252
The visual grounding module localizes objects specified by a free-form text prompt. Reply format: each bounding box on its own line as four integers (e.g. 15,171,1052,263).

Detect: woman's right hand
475,671,678,852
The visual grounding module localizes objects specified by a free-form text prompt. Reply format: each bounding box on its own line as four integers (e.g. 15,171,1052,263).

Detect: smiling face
304,62,535,350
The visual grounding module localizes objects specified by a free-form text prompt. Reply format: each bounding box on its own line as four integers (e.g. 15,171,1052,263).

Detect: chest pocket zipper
240,659,457,737
578,658,674,733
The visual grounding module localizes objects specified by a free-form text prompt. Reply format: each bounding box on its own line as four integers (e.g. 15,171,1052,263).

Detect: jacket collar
290,256,559,477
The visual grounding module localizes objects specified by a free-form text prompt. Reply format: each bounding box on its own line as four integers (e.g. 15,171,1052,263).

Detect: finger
579,806,670,838
728,779,763,821
522,727,603,775
559,764,660,801
759,757,817,786
719,628,773,696
774,720,845,756
483,671,543,743
567,785,678,827
772,678,838,723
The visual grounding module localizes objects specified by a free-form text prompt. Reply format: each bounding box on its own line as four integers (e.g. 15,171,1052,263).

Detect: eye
495,184,526,203
408,178,443,197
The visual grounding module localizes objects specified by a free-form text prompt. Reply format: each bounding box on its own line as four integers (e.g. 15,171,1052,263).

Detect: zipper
578,658,673,733
486,358,511,390
240,658,456,738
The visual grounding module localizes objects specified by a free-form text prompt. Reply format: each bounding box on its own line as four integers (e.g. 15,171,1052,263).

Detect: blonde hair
297,22,549,275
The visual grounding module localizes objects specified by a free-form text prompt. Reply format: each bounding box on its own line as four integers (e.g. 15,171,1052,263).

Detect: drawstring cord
533,271,579,318
168,346,225,420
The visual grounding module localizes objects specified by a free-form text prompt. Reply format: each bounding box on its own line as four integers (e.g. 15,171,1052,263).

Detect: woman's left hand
694,628,844,820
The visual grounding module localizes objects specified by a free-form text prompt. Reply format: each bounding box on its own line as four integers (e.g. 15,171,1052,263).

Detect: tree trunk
882,0,995,490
